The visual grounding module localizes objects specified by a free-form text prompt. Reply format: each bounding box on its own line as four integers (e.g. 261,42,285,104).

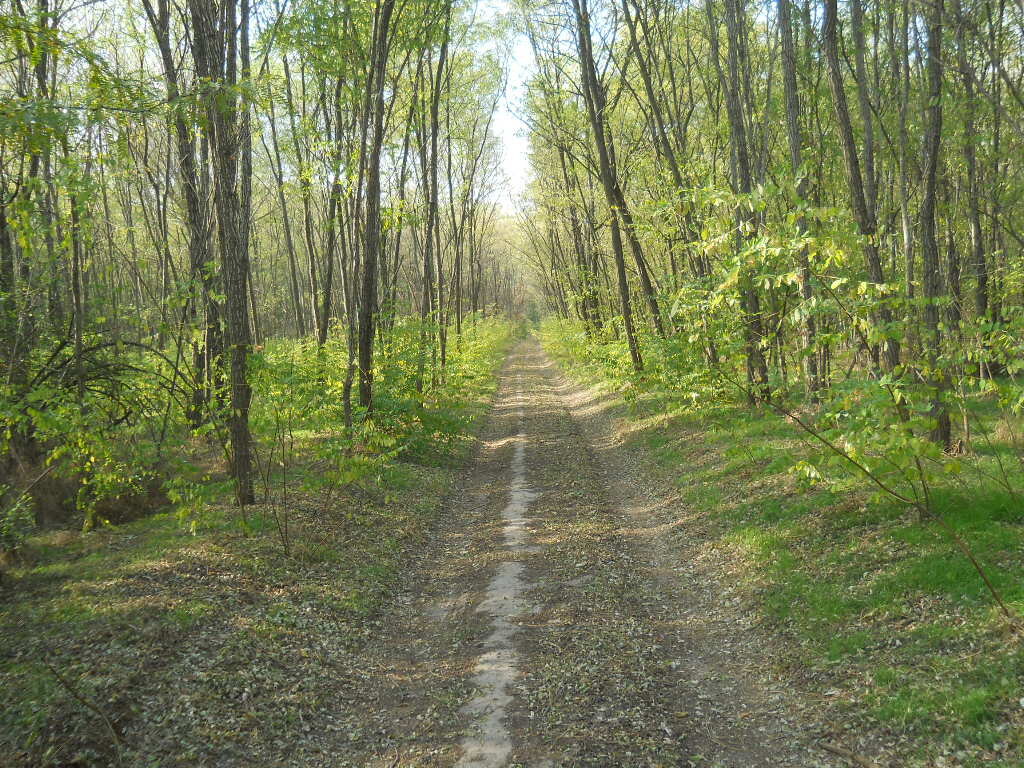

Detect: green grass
542,319,1024,767
0,320,516,766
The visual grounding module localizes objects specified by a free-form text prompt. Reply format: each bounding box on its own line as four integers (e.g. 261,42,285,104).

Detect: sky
483,4,536,213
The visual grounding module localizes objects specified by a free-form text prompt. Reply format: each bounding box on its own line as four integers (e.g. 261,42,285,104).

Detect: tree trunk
707,0,770,399
778,0,821,401
571,0,645,371
357,0,396,410
266,95,306,337
822,0,899,372
188,0,255,504
919,0,951,448
952,0,989,370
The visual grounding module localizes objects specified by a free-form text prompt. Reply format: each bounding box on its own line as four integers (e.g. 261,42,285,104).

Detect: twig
711,363,1018,626
818,740,880,768
42,657,124,766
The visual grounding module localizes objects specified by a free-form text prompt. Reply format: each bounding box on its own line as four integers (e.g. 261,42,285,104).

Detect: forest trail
352,340,852,767
7,0,1021,761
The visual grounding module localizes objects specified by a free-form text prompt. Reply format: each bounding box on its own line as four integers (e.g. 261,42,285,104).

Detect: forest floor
319,338,866,767
374,338,855,768
3,338,1016,766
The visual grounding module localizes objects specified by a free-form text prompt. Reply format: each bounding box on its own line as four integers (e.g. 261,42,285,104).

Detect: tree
358,0,398,410
187,0,255,504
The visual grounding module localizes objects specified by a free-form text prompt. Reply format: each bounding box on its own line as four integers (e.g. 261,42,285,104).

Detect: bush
0,488,33,554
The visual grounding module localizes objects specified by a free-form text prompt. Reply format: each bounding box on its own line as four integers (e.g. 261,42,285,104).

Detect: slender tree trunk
823,0,899,372
266,96,306,337
188,0,255,504
919,0,951,448
571,0,645,370
778,0,821,400
892,0,916,357
850,0,877,220
952,0,989,373
358,0,396,410
283,56,322,335
415,5,450,393
707,0,769,399
622,0,684,191
142,0,219,426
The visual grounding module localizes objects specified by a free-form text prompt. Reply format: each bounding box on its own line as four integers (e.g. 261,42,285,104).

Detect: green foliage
0,338,187,535
0,488,33,553
166,475,228,535
543,319,1024,763
250,317,512,501
0,315,512,765
0,311,511,552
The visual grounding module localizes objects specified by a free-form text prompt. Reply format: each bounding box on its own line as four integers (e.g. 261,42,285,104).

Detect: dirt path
339,340,848,767
456,369,539,766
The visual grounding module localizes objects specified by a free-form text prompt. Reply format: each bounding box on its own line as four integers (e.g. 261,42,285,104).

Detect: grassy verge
0,320,514,767
541,319,1024,767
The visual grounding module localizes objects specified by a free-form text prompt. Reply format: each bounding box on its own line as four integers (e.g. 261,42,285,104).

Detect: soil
346,340,871,766
4,339,886,767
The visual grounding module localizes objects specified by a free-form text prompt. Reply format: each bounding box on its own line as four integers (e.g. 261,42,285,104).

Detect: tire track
456,367,539,767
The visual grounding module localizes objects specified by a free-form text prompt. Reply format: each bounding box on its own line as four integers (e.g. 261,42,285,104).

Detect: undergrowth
0,318,514,767
541,317,1024,767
